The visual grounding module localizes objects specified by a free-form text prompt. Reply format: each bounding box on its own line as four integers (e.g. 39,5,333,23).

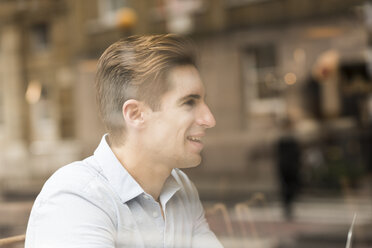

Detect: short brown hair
95,34,196,145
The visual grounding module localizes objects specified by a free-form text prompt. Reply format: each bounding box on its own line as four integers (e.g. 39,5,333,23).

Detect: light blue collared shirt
25,135,223,248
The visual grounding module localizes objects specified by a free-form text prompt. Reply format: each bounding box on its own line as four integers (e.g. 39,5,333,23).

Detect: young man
25,34,223,248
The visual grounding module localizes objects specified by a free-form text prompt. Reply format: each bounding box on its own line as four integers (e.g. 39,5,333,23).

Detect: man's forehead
167,65,201,81
166,65,205,96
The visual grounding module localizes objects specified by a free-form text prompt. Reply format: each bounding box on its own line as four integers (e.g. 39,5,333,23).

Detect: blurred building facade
0,0,371,200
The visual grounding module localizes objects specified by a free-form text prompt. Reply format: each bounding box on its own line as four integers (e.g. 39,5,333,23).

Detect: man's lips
186,134,205,143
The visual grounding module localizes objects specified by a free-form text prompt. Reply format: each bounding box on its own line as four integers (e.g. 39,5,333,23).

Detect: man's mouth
187,136,202,143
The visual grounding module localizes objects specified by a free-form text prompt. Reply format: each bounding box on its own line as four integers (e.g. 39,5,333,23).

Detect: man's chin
182,155,202,168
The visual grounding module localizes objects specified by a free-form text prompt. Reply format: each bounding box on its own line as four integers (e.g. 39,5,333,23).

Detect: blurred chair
0,234,25,247
205,202,234,237
235,192,275,239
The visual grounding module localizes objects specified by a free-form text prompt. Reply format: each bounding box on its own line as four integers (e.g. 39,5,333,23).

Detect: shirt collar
93,134,181,204
93,134,144,203
160,170,181,206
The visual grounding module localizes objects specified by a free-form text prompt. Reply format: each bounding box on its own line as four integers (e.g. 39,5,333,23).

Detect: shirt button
143,194,150,200
152,211,159,218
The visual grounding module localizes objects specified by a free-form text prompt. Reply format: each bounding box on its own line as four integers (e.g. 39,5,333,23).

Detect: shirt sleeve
25,186,116,248
190,184,224,248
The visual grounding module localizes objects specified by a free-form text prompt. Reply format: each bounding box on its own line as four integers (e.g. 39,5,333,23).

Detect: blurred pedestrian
276,119,302,220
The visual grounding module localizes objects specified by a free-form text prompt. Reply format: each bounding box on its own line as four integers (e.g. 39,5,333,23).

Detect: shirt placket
141,193,165,247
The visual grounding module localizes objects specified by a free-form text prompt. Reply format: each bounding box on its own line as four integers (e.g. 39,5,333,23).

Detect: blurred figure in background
276,118,302,220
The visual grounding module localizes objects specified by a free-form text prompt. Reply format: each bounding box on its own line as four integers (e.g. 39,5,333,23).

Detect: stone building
0,0,370,199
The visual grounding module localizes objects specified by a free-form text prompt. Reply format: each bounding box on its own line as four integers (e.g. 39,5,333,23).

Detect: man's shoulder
44,159,96,188
36,158,112,202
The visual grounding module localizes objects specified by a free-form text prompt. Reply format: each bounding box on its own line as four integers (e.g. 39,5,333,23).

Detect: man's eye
184,99,196,106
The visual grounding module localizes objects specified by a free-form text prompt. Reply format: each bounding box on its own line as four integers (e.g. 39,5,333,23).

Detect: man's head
95,34,196,145
139,64,216,168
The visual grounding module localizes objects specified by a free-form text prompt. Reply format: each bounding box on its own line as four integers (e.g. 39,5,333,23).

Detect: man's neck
110,143,172,201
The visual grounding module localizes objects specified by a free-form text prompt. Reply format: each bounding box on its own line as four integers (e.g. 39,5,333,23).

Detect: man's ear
122,99,146,128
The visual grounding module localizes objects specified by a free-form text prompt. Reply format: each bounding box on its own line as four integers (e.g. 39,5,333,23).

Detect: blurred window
154,0,204,34
98,0,127,22
100,0,126,13
244,44,280,99
241,43,285,119
29,23,50,53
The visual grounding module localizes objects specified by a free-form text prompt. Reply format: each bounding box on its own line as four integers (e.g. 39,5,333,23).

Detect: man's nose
197,104,216,128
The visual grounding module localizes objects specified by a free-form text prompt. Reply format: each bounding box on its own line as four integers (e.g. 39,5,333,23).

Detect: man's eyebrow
178,94,201,103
